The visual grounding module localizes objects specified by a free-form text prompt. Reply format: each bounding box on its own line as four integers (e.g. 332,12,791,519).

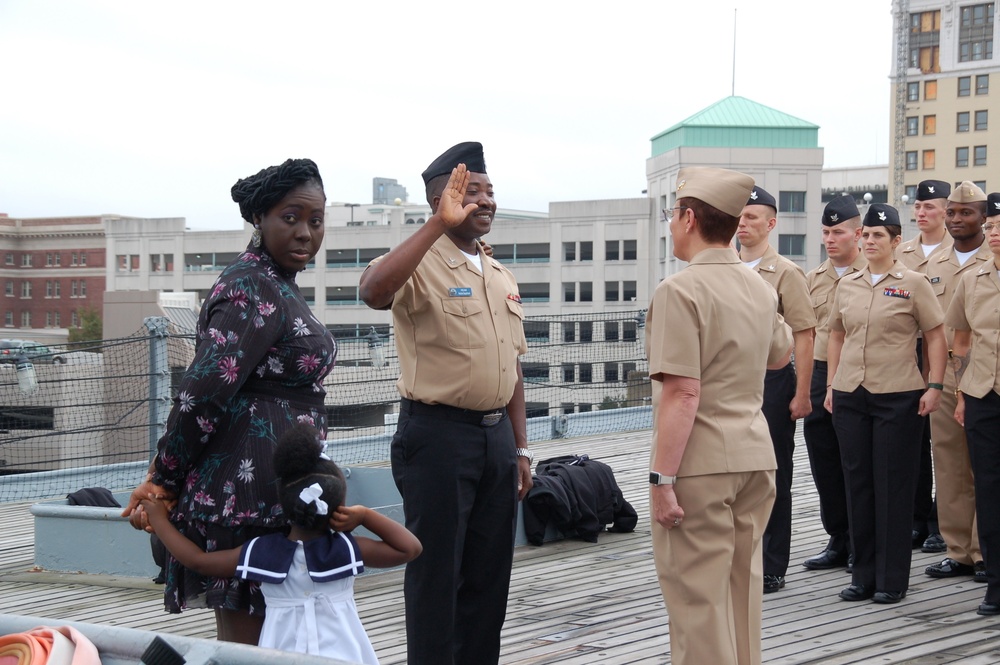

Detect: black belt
401,398,507,427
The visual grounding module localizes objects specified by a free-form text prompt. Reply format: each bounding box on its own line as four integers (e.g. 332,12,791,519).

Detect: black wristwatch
649,472,676,486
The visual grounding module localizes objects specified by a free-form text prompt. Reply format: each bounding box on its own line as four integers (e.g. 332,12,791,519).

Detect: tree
68,305,103,351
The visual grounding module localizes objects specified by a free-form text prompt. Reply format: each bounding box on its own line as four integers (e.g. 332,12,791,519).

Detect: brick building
0,214,107,344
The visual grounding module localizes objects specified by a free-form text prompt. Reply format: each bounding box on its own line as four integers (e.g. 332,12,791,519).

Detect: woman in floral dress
123,158,336,644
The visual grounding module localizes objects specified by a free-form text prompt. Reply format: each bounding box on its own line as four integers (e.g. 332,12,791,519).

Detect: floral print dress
151,243,336,614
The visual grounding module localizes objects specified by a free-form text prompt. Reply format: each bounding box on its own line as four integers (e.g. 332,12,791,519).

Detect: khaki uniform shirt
899,233,954,272
944,265,1000,398
749,245,817,333
646,247,790,478
806,254,867,361
828,260,944,393
924,241,993,387
373,234,527,411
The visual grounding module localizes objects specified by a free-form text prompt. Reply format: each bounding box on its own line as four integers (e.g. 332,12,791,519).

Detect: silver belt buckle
480,411,502,426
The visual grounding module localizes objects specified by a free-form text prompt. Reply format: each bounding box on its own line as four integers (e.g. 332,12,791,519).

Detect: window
976,110,989,130
4,253,11,266
623,240,637,260
958,111,971,132
79,281,87,297
975,145,987,166
53,281,60,298
579,282,593,303
604,321,619,342
45,281,52,298
977,74,990,94
522,363,549,384
778,234,806,256
71,280,77,297
778,191,807,213
116,255,127,272
905,184,918,201
960,76,972,96
579,321,593,342
79,252,86,266
324,286,359,306
906,151,918,170
54,253,60,266
923,149,936,170
45,312,51,327
907,116,919,136
563,242,576,261
959,3,994,62
924,115,936,135
21,311,30,327
605,241,619,261
518,282,549,303
562,364,574,382
21,254,32,267
3,312,11,327
604,363,619,383
563,322,576,343
907,82,920,101
20,282,31,298
605,281,619,302
563,282,575,302
4,282,11,297
71,310,78,327
623,281,636,302
579,242,593,261
975,180,987,190
71,252,78,266
54,311,60,327
925,80,938,99
578,365,593,383
45,253,53,267
958,147,970,167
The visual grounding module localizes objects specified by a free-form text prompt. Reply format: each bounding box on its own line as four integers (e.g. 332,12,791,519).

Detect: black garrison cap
863,203,900,227
421,142,487,185
746,186,777,211
822,196,860,226
987,193,1000,216
917,180,951,201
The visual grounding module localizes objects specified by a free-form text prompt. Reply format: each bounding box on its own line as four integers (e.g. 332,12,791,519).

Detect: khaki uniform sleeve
648,281,701,381
945,275,971,332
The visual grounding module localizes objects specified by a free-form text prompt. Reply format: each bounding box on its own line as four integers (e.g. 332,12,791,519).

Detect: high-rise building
891,0,998,227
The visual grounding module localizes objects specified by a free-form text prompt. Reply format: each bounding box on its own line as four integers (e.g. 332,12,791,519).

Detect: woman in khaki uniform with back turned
825,203,947,604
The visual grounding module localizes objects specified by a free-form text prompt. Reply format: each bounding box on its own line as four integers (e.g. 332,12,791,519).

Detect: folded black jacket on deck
522,454,638,546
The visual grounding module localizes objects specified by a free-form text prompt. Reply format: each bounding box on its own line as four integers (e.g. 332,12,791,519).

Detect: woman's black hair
231,158,324,225
273,423,345,531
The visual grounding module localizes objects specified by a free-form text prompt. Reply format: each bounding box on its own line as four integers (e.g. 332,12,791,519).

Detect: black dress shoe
839,584,874,601
975,561,987,583
922,533,947,553
873,590,906,604
803,548,849,570
763,574,785,593
926,558,975,578
912,529,929,549
977,602,1000,616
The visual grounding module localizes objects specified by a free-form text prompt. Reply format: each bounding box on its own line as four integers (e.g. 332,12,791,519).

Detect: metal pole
145,316,170,460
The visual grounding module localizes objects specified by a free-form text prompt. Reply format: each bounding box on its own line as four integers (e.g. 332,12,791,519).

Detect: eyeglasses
661,206,689,222
984,221,1000,233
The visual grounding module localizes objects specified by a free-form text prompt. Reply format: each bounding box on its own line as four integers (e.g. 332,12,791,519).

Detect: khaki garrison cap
948,180,987,204
675,167,755,218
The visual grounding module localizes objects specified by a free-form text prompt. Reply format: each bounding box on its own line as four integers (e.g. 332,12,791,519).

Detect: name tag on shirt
449,287,473,297
930,277,941,284
883,287,911,299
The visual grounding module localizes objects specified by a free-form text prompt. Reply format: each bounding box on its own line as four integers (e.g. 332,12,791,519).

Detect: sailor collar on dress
237,530,364,584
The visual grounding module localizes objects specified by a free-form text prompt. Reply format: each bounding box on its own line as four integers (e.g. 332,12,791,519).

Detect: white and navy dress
237,530,378,664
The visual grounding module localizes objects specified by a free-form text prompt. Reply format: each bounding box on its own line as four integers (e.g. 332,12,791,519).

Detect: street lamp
366,326,386,369
344,203,360,224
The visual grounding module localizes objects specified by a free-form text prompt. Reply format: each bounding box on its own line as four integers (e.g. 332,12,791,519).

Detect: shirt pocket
505,298,525,351
441,298,486,349
811,294,828,323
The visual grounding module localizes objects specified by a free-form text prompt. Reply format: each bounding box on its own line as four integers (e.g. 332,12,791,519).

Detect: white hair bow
298,483,328,516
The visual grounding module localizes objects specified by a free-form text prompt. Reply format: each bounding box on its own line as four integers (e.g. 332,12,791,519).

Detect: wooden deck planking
3,429,1000,663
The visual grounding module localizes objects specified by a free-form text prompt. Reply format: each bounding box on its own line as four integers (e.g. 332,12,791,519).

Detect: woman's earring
251,226,262,248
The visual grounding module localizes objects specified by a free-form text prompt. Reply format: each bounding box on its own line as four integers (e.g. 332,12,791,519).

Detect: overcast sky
0,1,893,230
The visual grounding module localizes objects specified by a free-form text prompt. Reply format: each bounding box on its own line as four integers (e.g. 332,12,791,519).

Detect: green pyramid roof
651,96,819,156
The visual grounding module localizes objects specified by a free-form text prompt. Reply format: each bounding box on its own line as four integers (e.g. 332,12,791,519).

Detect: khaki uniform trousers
653,470,776,665
929,388,981,565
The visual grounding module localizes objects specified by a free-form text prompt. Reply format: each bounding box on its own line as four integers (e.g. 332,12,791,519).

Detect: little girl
141,423,421,663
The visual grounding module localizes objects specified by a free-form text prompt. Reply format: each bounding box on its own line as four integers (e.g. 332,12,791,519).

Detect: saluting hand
436,164,478,228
